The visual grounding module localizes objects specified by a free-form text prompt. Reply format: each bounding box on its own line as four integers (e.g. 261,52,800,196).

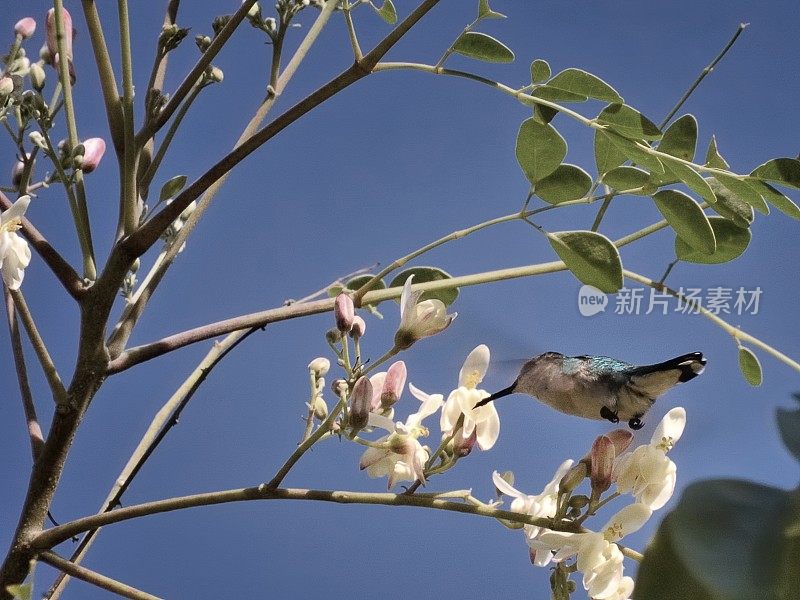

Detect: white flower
0,195,32,290
614,407,686,509
359,385,443,489
539,504,651,600
492,459,574,566
441,345,500,450
394,275,456,349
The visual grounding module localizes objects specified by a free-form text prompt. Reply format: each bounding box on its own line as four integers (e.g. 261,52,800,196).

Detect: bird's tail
474,383,516,407
631,352,706,382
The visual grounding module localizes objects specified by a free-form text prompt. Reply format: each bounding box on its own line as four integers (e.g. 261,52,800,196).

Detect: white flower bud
308,357,330,377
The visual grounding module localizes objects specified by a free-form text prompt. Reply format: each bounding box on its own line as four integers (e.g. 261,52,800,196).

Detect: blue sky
2,1,799,598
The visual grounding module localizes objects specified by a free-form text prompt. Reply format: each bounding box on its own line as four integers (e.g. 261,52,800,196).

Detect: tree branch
9,290,69,406
122,0,443,258
4,289,44,460
33,486,575,550
134,0,260,147
37,552,162,600
0,192,85,300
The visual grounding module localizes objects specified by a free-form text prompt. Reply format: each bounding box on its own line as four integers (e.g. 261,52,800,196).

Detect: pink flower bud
589,435,615,495
380,361,406,409
453,428,477,457
80,138,106,173
53,52,76,85
604,428,634,456
47,8,76,83
15,18,37,40
348,376,372,433
334,292,355,333
349,315,366,339
46,8,73,61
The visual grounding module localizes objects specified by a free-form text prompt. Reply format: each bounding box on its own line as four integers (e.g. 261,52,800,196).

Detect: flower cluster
493,407,687,599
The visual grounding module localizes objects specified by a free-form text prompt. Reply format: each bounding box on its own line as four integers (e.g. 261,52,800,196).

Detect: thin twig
659,23,748,129
9,290,68,406
37,552,162,600
33,486,579,550
4,289,44,460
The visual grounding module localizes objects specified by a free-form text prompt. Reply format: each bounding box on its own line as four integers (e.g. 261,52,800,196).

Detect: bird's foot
600,406,619,423
628,416,644,430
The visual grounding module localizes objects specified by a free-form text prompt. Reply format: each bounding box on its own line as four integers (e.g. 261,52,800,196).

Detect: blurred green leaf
546,68,623,104
452,32,514,63
477,0,506,19
637,479,799,600
534,164,592,204
596,104,662,140
747,179,800,221
5,584,32,600
516,118,567,183
658,115,698,162
601,166,652,191
776,394,800,462
653,190,716,253
707,178,754,229
712,171,769,215
705,135,730,170
661,157,718,206
530,59,551,83
546,230,623,293
389,266,458,306
750,157,800,189
159,174,187,202
738,346,763,386
675,217,750,264
594,129,627,175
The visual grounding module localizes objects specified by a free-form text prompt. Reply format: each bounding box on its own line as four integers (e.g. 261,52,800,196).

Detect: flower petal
492,470,524,499
458,344,490,388
651,406,686,448
1,195,30,224
475,407,500,450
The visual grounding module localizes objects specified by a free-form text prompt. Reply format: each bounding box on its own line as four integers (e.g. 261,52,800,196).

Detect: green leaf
738,346,763,386
661,157,718,206
675,217,750,264
658,114,697,162
596,104,662,140
637,479,800,600
159,174,187,202
776,394,800,462
594,129,627,175
477,0,506,19
746,179,800,220
601,166,651,192
653,190,716,253
704,135,730,170
452,31,514,63
515,118,567,183
530,59,551,83
546,68,623,104
528,85,587,103
750,157,800,189
546,230,623,293
373,0,397,23
534,164,592,204
712,171,769,214
600,130,666,176
5,584,32,600
389,266,458,306
707,177,754,229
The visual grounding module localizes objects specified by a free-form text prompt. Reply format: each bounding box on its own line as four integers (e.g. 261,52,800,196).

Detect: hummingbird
474,352,706,430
